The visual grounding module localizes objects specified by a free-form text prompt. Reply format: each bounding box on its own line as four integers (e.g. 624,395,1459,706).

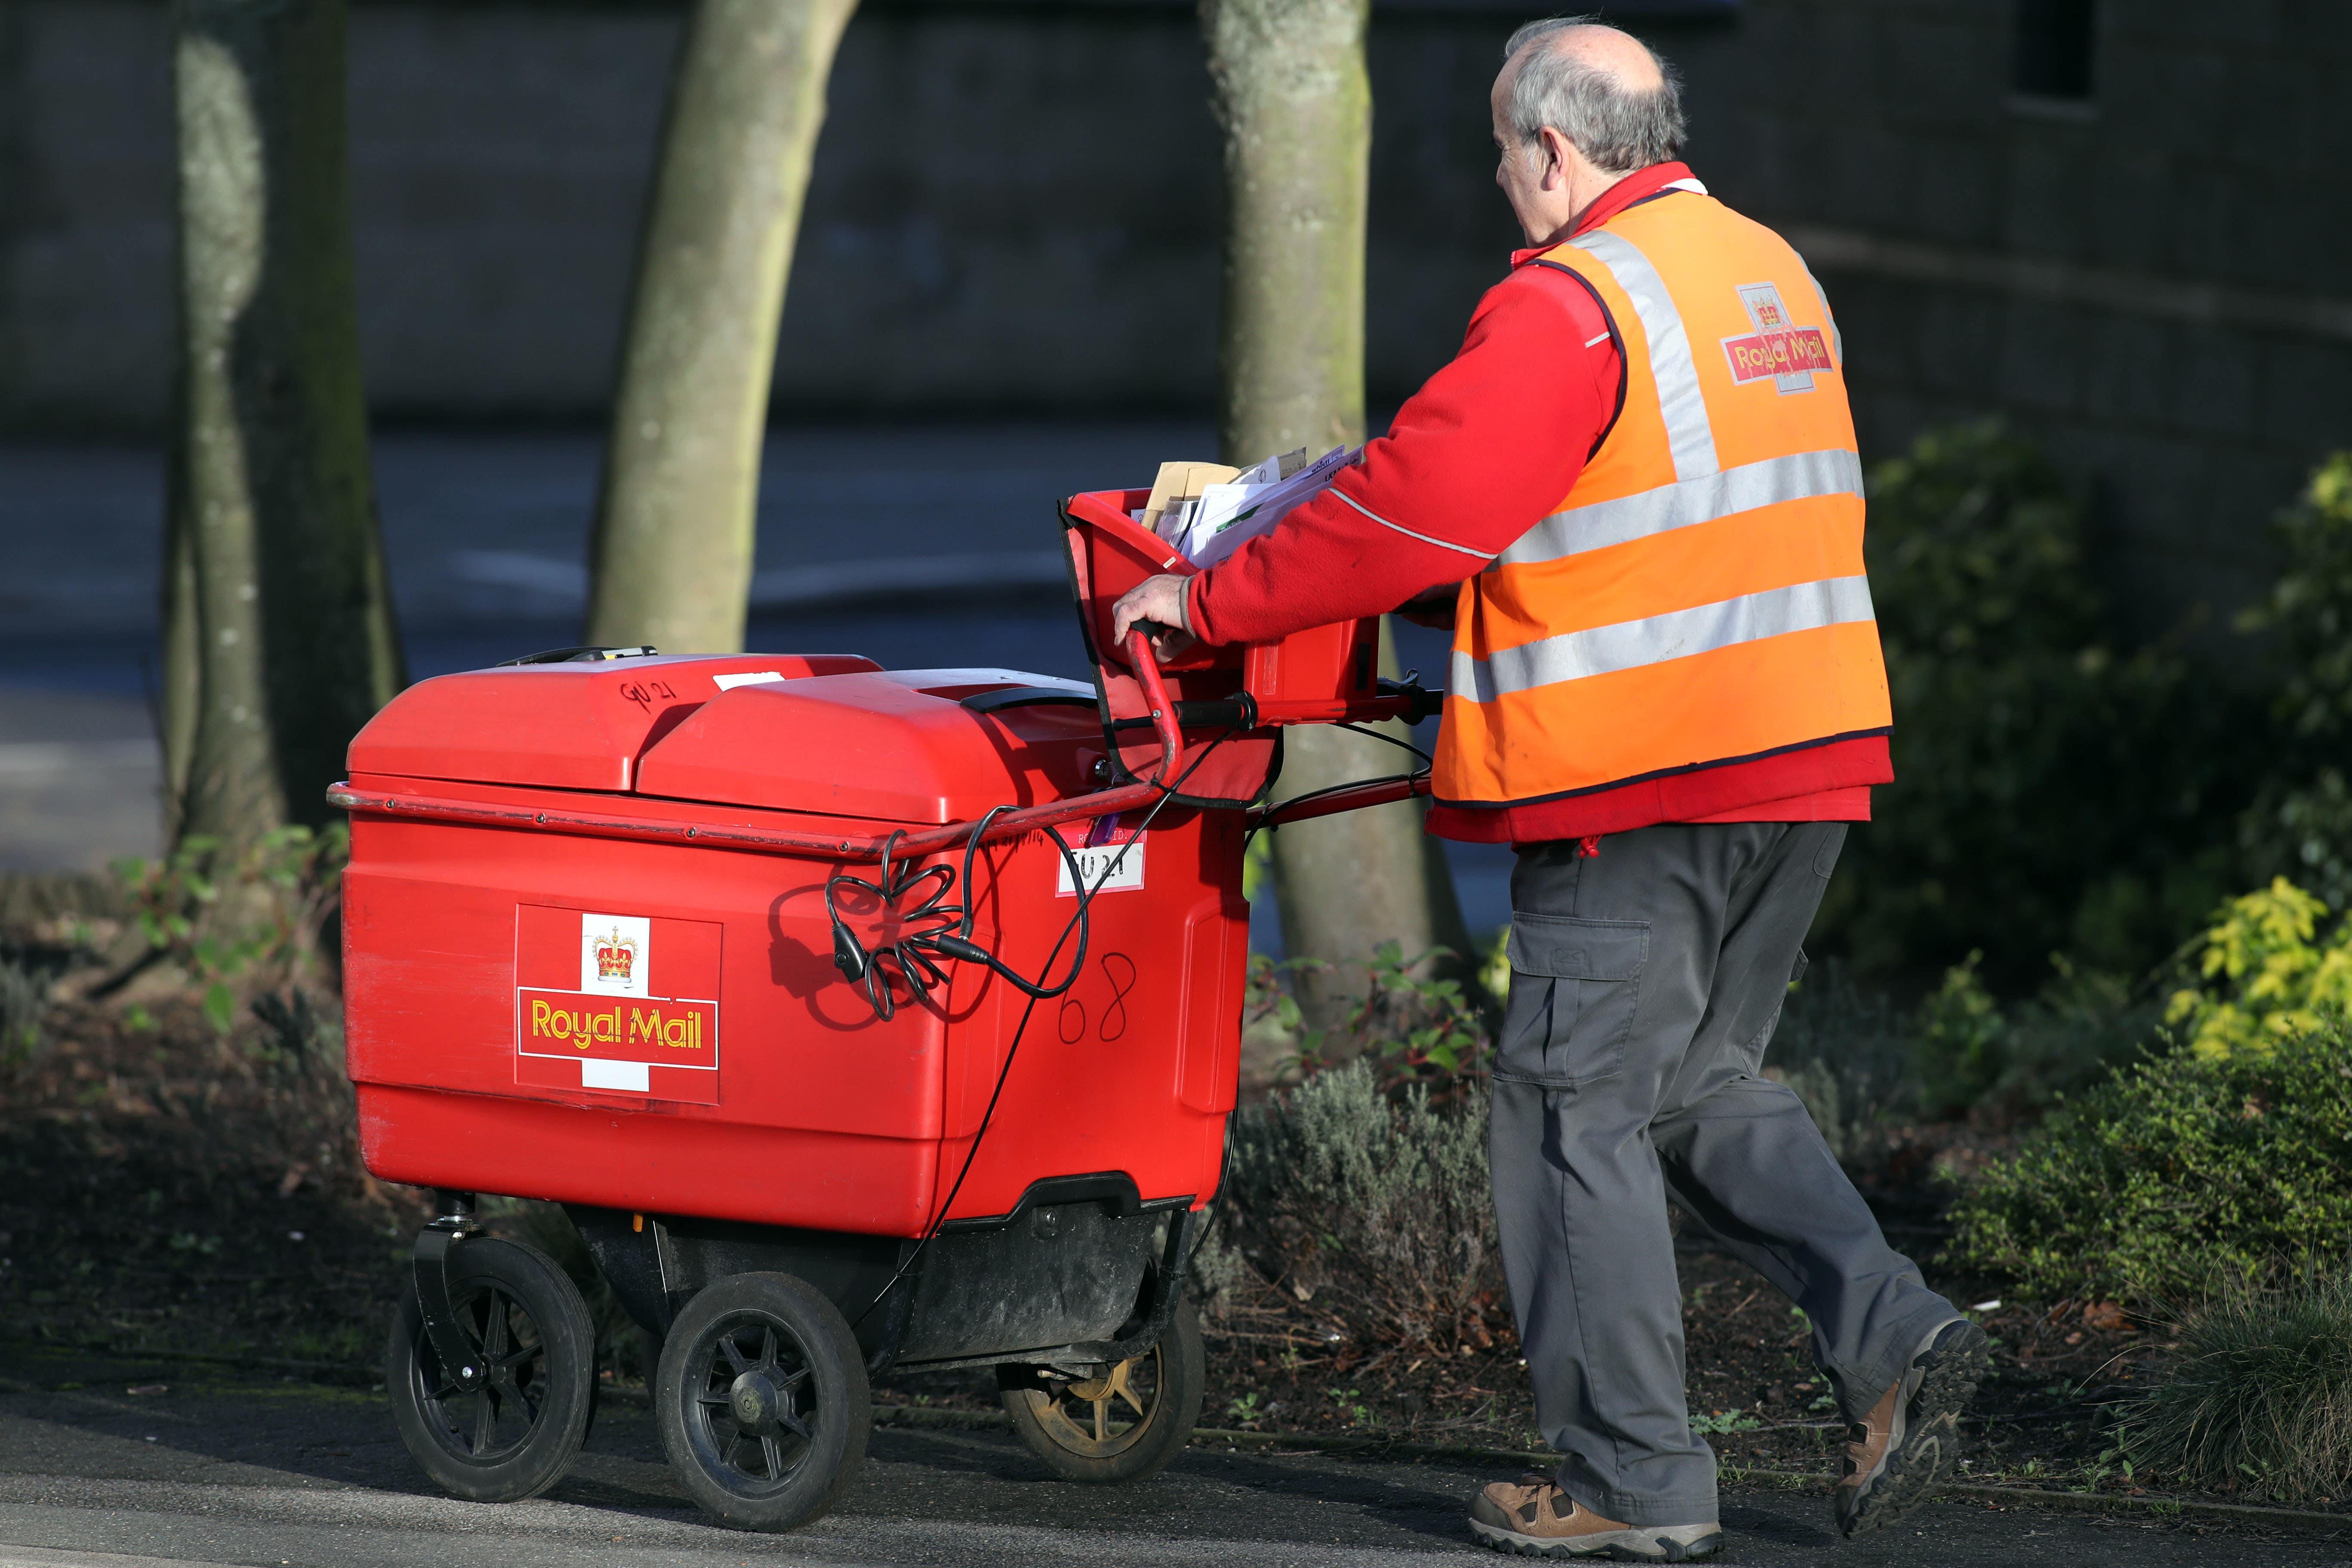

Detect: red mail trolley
335,490,1436,1529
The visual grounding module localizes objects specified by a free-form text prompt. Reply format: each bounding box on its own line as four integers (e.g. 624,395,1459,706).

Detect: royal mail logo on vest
1721,283,1834,393
510,905,722,1104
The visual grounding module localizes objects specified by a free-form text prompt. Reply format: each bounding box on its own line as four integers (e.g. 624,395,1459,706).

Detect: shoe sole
1838,1319,1991,1539
1470,1516,1723,1561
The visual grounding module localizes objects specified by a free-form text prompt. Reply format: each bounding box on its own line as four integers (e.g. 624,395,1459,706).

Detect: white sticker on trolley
580,1059,651,1093
712,671,786,690
579,912,652,995
1057,840,1146,895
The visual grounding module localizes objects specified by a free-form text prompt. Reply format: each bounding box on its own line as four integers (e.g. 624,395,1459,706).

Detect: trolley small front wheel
385,1235,595,1503
998,1296,1204,1483
654,1271,871,1532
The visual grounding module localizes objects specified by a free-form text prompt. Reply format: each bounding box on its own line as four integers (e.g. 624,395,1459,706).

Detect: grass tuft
2119,1269,2352,1501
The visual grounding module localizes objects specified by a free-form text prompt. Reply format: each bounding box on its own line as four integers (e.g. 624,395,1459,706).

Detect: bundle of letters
1130,445,1357,568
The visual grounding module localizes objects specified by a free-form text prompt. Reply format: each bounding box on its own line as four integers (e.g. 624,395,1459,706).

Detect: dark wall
1675,0,2352,645
4,0,2349,644
0,0,1514,428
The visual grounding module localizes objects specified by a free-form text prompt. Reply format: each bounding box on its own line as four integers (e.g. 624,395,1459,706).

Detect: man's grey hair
1502,16,1685,175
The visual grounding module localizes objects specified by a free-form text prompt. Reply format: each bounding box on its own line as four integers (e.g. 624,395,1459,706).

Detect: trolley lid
631,668,1102,825
346,653,880,793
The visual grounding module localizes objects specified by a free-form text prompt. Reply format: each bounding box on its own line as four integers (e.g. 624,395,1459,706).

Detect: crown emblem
593,928,637,983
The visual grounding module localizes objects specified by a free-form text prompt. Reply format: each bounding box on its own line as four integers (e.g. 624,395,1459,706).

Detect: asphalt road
1,1352,2343,1568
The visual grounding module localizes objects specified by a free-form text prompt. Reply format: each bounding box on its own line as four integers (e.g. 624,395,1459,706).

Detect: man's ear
1539,125,1574,191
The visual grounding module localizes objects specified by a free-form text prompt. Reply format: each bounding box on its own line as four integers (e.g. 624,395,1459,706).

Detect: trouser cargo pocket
1497,913,1649,1088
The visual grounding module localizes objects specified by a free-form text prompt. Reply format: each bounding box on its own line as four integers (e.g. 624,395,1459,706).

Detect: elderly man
1115,16,1987,1562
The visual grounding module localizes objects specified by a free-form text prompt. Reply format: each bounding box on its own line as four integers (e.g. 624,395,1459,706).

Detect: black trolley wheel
384,1235,595,1502
997,1296,1204,1483
654,1271,872,1532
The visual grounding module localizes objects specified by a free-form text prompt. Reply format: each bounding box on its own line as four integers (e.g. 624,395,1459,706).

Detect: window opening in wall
2012,0,2096,101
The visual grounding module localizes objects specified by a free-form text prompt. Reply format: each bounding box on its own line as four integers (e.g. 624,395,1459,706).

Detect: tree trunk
1202,0,1470,1046
585,0,860,656
1263,628,1473,1039
162,0,403,848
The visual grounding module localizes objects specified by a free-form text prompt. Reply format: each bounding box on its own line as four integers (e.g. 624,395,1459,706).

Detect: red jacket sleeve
1186,261,1622,648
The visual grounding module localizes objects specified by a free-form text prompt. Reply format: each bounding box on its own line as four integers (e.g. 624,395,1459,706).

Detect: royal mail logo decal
513,906,721,1102
1721,282,1833,393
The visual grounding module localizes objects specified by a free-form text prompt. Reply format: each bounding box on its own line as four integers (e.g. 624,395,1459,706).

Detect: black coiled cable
824,805,1093,1021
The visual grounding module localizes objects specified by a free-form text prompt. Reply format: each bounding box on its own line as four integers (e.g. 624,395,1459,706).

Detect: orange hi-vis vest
1435,187,1891,810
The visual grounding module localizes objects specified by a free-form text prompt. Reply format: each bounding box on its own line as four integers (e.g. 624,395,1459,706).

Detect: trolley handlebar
1123,626,1184,786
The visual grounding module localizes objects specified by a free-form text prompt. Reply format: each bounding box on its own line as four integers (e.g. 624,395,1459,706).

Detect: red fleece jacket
1183,162,1887,845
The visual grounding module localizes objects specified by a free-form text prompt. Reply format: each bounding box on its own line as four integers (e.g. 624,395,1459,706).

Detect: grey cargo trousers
1491,822,1956,1528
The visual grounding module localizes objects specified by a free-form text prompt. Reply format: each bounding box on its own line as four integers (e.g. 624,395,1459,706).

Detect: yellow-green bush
2166,879,2352,1060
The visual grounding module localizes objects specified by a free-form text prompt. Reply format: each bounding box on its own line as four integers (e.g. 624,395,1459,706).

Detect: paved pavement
0,690,159,873
0,428,1512,934
0,1353,2342,1568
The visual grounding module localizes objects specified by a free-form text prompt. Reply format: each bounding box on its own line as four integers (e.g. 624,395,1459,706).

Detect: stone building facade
2,0,2345,638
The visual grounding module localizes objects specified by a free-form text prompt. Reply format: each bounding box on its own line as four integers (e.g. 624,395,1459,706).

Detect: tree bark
1203,0,1470,1044
586,0,860,656
162,0,403,848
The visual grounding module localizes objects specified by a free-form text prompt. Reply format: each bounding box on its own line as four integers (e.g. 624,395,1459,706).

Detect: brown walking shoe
1834,1317,1991,1537
1468,1476,1721,1561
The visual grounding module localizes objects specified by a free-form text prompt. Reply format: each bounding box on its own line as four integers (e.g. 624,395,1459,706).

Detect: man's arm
1153,264,1620,651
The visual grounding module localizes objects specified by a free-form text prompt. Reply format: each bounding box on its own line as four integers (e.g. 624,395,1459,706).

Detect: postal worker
1114,16,1987,1561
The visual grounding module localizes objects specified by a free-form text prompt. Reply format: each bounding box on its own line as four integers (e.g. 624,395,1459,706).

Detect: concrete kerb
870,1404,2352,1536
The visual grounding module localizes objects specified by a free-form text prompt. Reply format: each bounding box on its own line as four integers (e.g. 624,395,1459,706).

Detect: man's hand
1111,574,1198,663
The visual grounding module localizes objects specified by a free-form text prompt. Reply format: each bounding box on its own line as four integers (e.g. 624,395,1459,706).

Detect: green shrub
1905,952,2160,1121
1246,941,1489,1097
2244,452,2352,744
1909,952,2008,1117
1818,420,2245,989
1941,1018,2352,1304
113,824,348,1033
2243,768,2352,916
1200,1060,1504,1353
2241,452,2352,910
2119,1268,2352,1501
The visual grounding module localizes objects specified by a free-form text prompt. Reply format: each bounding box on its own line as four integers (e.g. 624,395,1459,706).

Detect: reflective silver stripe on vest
1569,229,1719,482
1797,254,1844,365
1493,448,1864,568
1453,575,1876,703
